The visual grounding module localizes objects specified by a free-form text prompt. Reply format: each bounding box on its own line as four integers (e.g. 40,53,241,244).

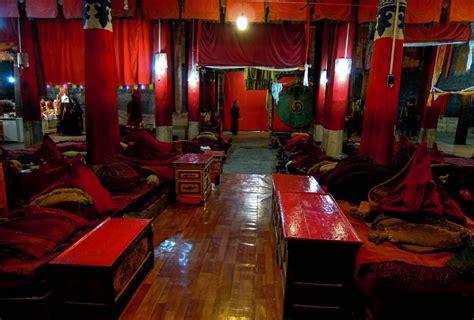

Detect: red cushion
36,135,63,160
68,157,118,215
137,130,173,155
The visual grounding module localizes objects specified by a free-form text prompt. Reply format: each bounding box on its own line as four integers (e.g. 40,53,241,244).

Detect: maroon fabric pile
96,161,141,194
380,143,466,225
122,129,178,161
281,135,327,174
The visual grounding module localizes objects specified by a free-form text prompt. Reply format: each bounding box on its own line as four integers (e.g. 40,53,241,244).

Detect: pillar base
187,121,200,140
23,120,42,146
313,124,324,142
156,126,173,142
418,128,436,148
324,129,344,159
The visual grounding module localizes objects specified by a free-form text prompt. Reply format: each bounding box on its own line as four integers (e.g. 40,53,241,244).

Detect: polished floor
120,174,283,320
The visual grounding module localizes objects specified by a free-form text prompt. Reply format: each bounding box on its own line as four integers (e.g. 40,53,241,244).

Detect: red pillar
84,0,120,164
322,20,355,158
359,0,406,164
187,20,200,139
313,22,331,142
154,21,174,142
19,17,43,146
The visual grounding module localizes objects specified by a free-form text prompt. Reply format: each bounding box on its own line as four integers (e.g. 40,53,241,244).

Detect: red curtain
358,0,377,23
0,18,18,43
154,21,174,127
143,0,179,19
405,23,471,44
406,0,442,24
224,71,268,131
199,23,306,68
36,19,152,85
63,0,83,19
112,0,136,18
315,22,331,127
113,19,152,85
182,0,220,21
226,0,265,22
25,0,57,18
37,19,85,85
449,0,474,22
188,21,200,122
0,0,19,18
268,0,307,22
313,0,352,22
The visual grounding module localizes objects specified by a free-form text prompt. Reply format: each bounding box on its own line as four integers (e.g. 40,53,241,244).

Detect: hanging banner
25,0,58,18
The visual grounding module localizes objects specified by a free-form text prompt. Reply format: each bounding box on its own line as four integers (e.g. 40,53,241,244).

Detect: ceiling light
236,14,248,31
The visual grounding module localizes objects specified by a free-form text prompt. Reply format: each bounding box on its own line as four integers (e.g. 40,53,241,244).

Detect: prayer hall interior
1,0,474,319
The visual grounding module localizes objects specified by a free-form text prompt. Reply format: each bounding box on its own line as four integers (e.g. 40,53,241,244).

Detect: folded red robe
380,143,466,225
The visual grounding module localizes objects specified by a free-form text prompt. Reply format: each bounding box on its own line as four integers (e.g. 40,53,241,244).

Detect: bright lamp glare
335,58,352,75
7,76,15,83
154,53,168,80
320,70,328,85
236,15,248,31
189,71,199,86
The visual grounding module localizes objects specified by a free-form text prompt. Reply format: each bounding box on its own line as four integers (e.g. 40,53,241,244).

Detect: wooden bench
48,218,154,319
274,191,362,319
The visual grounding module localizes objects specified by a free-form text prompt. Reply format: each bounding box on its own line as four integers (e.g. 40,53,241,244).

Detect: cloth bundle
96,161,141,193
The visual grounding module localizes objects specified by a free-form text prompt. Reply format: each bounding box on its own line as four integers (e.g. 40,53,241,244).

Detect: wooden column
359,0,407,164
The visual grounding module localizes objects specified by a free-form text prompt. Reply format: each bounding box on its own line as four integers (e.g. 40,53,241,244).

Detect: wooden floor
120,174,283,320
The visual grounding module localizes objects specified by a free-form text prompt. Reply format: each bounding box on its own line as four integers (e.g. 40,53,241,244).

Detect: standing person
230,100,240,135
127,90,142,128
400,98,417,138
352,97,363,137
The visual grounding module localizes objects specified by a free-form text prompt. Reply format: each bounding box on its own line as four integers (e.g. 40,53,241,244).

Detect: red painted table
272,174,324,194
204,150,225,185
275,192,362,319
173,153,213,204
48,218,154,319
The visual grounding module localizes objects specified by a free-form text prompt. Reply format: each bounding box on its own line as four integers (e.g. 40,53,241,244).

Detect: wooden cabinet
274,192,362,320
204,150,224,185
173,153,213,204
48,218,154,319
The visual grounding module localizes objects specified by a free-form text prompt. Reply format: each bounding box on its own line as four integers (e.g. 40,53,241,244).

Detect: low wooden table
48,218,154,319
275,192,362,319
173,153,213,204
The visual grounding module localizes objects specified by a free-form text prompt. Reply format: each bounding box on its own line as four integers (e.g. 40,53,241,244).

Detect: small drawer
178,182,201,194
177,170,202,180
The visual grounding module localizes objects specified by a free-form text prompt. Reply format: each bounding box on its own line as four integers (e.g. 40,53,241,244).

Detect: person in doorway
351,97,363,137
230,100,240,135
127,90,142,128
400,98,418,138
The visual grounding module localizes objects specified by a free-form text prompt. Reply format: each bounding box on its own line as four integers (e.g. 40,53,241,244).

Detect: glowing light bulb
335,58,351,75
236,14,248,31
7,76,15,83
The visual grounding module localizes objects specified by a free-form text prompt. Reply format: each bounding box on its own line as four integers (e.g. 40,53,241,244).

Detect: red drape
224,71,268,131
358,0,377,24
324,21,355,131
315,22,331,127
113,19,152,85
405,23,471,44
417,47,436,118
199,23,306,68
112,0,136,18
25,0,57,18
19,17,42,122
37,19,85,85
84,1,120,165
182,0,220,21
154,21,173,127
449,0,474,23
0,0,19,18
313,0,352,22
143,0,179,19
63,0,83,19
0,18,18,43
406,0,442,24
226,0,264,22
268,0,307,22
36,19,152,85
360,2,406,165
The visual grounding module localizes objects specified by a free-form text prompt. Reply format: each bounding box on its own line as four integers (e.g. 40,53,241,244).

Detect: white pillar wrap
314,124,324,142
325,129,344,159
187,121,200,140
418,128,437,148
156,126,173,142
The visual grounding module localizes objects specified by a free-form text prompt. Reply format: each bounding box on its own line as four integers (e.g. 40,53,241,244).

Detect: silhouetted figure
127,90,142,128
230,100,240,135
